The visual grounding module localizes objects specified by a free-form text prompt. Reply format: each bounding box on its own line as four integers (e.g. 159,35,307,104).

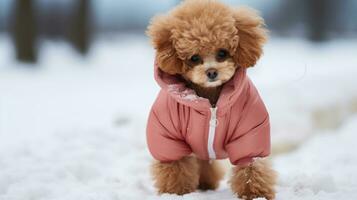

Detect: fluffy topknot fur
147,0,267,75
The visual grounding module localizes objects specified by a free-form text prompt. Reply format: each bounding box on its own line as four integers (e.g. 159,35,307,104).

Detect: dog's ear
146,15,183,75
232,7,267,68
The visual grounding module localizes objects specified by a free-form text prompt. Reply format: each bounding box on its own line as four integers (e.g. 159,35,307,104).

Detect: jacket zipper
207,107,218,159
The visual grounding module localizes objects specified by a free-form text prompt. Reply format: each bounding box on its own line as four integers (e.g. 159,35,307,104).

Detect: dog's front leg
197,159,224,190
230,158,277,200
151,156,199,195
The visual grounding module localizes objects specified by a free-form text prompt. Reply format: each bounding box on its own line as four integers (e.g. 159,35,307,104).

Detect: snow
168,84,204,102
0,34,357,199
254,39,357,150
274,116,357,200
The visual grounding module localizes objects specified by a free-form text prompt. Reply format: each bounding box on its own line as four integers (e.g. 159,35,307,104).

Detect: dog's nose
206,68,218,80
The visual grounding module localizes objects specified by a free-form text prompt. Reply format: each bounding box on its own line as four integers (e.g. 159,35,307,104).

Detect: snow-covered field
0,34,357,199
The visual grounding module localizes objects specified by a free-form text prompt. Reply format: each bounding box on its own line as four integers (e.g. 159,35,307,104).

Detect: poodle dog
146,0,277,199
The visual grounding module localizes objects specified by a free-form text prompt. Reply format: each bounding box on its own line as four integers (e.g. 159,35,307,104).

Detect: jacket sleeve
146,92,192,162
226,80,271,166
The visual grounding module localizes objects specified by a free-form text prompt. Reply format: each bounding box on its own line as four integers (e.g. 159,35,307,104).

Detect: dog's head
147,0,267,88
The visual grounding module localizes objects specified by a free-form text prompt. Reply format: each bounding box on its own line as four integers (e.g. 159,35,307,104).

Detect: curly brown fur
187,83,223,106
148,0,259,65
151,156,200,195
197,159,225,190
230,159,277,200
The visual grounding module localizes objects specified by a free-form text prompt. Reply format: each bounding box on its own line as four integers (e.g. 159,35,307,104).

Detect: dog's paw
230,159,277,200
151,157,199,195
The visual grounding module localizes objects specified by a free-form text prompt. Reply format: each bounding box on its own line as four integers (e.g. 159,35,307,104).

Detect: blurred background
0,0,357,63
0,1,357,199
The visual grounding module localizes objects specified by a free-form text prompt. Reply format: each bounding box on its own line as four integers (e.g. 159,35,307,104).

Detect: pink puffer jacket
146,63,270,165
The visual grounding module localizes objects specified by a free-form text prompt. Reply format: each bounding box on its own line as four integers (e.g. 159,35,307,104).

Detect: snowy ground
0,34,357,199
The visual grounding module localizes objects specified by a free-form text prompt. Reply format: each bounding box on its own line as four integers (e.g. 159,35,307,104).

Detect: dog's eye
216,49,229,62
190,54,201,63
189,54,202,65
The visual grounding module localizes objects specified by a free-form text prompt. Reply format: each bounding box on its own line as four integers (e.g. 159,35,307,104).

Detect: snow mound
274,116,357,200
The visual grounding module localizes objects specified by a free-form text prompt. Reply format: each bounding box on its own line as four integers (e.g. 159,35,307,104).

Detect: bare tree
13,0,37,63
304,0,339,42
69,0,91,55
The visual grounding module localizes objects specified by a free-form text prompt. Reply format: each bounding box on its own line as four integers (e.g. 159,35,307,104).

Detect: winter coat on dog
146,63,271,165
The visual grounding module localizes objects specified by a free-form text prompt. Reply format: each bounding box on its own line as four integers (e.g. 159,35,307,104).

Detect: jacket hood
154,61,248,113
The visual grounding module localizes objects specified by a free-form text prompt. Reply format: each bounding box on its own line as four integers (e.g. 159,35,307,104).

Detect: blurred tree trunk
268,0,304,35
13,0,37,63
305,0,334,42
69,0,91,55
